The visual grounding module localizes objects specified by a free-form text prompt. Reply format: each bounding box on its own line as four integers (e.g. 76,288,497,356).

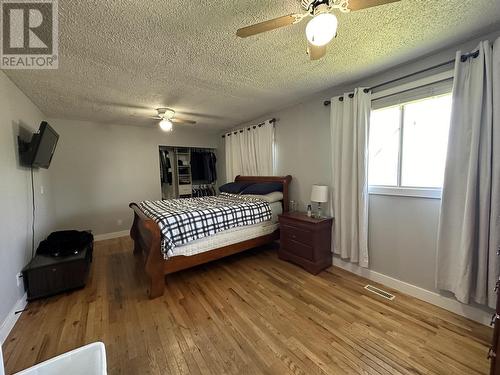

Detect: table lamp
310,185,328,218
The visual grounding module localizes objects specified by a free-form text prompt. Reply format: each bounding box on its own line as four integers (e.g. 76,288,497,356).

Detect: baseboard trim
94,230,130,242
0,293,27,344
332,258,492,326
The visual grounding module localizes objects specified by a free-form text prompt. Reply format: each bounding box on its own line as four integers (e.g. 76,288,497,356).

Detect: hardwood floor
3,237,492,374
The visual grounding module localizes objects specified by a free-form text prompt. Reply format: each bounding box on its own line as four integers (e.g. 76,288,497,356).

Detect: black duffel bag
37,230,94,257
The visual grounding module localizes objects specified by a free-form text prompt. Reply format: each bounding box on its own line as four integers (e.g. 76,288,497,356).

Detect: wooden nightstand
278,212,333,274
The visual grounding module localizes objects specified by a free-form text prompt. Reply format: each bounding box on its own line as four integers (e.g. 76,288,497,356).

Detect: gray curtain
436,38,500,308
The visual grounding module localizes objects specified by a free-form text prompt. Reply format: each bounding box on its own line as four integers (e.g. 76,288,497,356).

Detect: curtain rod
323,50,480,106
221,118,276,138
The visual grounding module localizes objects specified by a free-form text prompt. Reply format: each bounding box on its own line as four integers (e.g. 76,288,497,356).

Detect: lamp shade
311,185,328,203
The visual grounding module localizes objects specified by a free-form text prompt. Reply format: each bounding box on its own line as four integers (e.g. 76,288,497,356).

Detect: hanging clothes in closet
191,149,217,183
159,149,172,184
192,185,217,197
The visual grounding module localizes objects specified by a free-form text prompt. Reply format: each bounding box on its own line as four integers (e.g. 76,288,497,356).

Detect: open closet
159,146,217,199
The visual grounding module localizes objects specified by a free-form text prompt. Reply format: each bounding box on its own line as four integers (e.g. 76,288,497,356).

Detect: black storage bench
22,231,93,300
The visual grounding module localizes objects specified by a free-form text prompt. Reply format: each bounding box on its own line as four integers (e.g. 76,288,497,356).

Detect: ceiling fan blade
307,42,327,61
347,0,400,11
236,14,302,38
171,118,196,125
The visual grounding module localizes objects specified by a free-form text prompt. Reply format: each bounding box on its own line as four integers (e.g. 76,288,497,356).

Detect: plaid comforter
138,193,272,258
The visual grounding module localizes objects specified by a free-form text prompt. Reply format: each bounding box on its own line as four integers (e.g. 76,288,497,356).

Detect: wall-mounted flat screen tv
19,121,59,169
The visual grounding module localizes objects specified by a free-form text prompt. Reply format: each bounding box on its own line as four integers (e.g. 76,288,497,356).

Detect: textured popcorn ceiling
4,0,500,131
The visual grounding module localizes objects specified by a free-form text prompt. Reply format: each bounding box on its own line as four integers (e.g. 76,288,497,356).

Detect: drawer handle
488,347,496,360
491,313,499,326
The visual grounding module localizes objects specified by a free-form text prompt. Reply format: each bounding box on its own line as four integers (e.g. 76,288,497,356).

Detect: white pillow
244,191,283,203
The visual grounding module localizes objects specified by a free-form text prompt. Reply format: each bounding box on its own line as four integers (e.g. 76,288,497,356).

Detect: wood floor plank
3,237,492,375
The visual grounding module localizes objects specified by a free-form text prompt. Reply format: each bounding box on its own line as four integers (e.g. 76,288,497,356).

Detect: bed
129,175,292,298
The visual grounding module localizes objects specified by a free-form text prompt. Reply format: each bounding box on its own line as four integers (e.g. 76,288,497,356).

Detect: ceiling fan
153,108,196,132
236,0,401,60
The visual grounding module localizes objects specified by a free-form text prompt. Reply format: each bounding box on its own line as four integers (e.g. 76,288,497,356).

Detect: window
368,93,452,197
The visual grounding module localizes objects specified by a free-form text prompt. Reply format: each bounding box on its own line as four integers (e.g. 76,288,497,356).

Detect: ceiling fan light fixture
156,108,175,120
306,12,338,46
159,119,173,132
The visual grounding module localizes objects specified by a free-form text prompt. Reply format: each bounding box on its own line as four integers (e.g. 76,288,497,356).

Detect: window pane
401,94,452,188
369,106,400,186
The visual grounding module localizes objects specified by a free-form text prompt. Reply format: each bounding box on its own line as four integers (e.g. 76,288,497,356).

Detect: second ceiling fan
236,0,401,60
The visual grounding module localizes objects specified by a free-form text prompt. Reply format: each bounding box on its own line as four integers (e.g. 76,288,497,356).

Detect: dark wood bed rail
130,175,292,298
129,202,165,298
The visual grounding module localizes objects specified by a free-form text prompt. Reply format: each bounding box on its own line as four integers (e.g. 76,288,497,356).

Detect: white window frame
368,70,454,200
368,186,443,199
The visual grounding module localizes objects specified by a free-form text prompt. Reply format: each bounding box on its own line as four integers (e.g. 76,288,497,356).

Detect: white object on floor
14,342,106,375
1,344,5,375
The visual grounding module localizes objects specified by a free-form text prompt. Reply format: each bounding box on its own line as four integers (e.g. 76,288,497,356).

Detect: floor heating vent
364,285,395,300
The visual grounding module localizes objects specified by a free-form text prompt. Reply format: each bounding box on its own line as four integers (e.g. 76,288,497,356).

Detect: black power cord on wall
30,166,35,260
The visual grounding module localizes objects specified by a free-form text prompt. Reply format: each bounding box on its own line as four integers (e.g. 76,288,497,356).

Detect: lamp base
313,203,323,219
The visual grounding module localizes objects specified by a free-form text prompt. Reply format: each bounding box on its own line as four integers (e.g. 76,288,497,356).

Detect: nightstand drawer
281,237,314,261
281,224,313,246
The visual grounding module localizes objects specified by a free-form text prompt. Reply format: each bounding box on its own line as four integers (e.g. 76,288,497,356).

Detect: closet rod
322,50,479,106
221,118,276,138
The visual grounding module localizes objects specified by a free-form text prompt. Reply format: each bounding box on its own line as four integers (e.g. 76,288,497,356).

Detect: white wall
221,30,500,315
47,119,221,236
368,195,441,291
0,71,55,337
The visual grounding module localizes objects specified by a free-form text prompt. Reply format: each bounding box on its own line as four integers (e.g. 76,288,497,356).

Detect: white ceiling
4,0,500,131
